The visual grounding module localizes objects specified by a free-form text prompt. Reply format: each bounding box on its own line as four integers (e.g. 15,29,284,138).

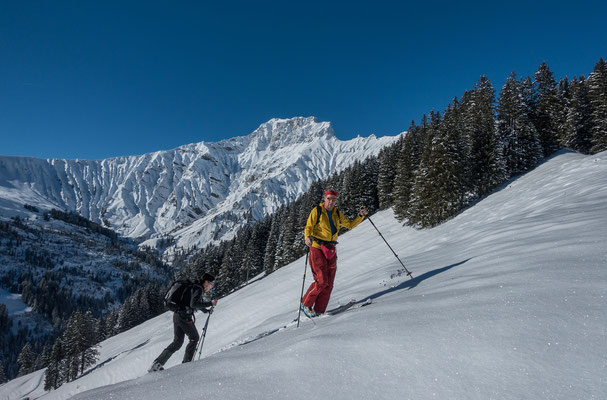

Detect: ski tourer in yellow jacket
304,203,366,249
301,190,368,316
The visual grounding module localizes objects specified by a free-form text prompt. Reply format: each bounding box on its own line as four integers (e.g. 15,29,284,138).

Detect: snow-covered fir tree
392,120,424,222
588,58,607,153
462,76,506,197
62,311,99,381
35,342,52,371
497,72,543,176
376,136,403,209
217,243,238,294
242,222,269,283
17,342,36,376
263,210,282,275
565,77,594,154
274,206,299,268
533,62,561,155
556,77,572,146
44,339,64,390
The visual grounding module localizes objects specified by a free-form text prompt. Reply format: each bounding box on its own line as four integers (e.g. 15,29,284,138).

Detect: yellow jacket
304,203,365,249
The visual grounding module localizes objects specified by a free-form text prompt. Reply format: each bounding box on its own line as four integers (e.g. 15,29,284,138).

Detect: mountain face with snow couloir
0,117,399,257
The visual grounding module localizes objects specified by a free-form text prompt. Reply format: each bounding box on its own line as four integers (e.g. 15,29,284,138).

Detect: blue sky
1,1,606,160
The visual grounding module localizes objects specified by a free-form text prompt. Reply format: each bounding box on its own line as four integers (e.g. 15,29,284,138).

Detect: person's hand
359,208,368,217
211,299,218,306
305,237,312,247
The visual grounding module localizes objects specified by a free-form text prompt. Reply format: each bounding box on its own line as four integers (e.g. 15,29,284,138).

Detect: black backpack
164,279,195,311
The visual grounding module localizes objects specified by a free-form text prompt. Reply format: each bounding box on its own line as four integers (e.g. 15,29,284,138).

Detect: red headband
325,190,338,197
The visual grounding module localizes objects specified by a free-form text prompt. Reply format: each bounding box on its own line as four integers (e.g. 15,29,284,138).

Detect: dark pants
302,246,337,314
155,312,200,365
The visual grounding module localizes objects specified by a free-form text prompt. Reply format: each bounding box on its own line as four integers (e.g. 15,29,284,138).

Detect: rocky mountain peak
247,117,335,150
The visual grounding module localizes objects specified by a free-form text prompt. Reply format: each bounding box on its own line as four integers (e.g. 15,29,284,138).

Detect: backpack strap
315,205,344,225
315,205,322,226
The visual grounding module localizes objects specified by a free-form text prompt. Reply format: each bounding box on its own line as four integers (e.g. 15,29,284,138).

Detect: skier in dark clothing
149,273,218,372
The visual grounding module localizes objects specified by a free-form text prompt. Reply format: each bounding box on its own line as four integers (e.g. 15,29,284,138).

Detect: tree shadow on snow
361,258,471,303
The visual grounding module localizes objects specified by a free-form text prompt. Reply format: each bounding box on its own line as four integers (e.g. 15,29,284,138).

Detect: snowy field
2,150,606,400
0,288,30,315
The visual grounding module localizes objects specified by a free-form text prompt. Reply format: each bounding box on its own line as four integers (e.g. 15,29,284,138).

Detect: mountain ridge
0,117,399,256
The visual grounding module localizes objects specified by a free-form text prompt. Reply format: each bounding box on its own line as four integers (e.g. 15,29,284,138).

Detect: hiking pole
363,208,413,279
196,306,214,360
296,251,309,328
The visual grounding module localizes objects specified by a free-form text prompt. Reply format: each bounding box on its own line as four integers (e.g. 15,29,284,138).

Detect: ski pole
364,209,413,279
296,251,309,328
196,306,214,360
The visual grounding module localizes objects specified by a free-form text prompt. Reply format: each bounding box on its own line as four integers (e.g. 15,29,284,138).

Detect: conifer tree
301,181,324,216
103,310,119,338
393,121,423,222
117,298,136,332
145,284,165,318
556,77,572,146
17,342,36,376
36,342,53,370
44,339,64,390
274,206,299,268
77,311,99,375
231,225,252,286
565,77,593,153
94,316,106,343
533,62,561,155
521,76,537,124
339,161,367,217
0,304,7,330
62,312,81,381
217,242,236,294
242,222,267,283
324,171,343,198
336,165,354,216
359,157,379,213
407,102,471,228
263,209,282,275
463,76,506,197
291,200,307,257
0,363,7,384
423,99,469,225
405,111,443,225
497,72,543,177
377,136,403,209
588,58,607,153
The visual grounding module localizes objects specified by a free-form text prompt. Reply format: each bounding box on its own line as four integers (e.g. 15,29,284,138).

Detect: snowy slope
3,150,606,400
0,117,398,256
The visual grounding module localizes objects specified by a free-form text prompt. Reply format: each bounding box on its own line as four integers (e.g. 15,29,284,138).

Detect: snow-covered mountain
0,117,399,257
4,150,605,400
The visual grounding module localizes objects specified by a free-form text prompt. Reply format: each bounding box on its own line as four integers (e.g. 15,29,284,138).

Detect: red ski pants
302,246,337,314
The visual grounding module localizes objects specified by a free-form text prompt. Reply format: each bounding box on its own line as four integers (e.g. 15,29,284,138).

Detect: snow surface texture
3,150,606,399
0,117,398,257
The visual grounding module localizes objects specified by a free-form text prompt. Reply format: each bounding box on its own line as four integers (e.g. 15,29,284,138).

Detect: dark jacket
178,284,213,316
